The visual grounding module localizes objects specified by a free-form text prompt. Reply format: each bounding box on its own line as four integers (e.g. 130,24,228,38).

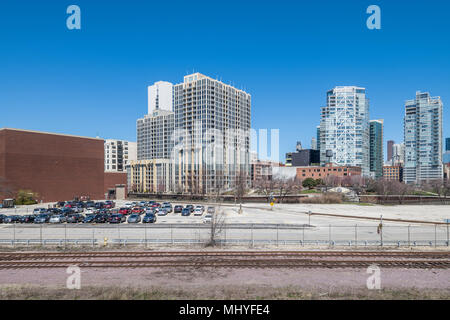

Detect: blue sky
0,0,449,161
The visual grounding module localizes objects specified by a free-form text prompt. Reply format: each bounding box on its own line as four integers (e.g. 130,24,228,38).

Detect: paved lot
1,200,449,246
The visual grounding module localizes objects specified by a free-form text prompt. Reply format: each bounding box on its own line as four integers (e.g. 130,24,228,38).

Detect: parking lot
0,199,449,247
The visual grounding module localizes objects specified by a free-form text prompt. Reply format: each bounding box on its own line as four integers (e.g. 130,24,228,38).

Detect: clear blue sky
0,0,449,162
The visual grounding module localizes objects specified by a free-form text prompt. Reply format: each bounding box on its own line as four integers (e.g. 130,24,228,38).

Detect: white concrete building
148,81,173,115
404,92,443,184
104,139,137,172
320,86,370,176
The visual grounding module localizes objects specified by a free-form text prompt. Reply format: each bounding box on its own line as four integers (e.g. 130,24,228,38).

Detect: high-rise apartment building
320,86,370,176
404,92,443,184
445,138,450,164
316,126,321,153
104,139,137,172
392,143,405,165
311,137,317,150
369,119,384,179
148,81,173,114
137,109,174,161
387,140,395,162
173,73,251,194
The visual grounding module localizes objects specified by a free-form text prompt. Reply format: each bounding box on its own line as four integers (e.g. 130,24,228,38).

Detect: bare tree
254,176,276,201
390,180,411,204
274,178,302,203
207,207,226,247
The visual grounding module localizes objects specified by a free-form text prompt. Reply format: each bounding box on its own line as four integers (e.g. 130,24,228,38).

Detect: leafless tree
274,178,302,203
254,176,276,201
207,207,226,247
323,175,342,189
390,180,411,204
427,179,450,202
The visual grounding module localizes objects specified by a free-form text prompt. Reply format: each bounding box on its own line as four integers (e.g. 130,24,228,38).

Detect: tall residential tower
320,86,370,176
404,92,443,184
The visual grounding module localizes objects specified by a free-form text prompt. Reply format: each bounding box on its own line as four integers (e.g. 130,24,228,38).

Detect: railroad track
0,259,448,269
0,250,449,260
0,251,448,269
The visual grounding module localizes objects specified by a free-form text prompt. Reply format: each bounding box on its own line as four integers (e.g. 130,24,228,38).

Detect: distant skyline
0,0,449,161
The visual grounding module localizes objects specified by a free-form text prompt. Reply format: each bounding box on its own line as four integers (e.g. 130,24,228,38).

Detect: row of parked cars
0,200,217,225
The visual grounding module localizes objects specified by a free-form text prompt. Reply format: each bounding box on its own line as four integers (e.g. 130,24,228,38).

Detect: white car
203,214,212,223
84,208,95,214
194,207,203,216
124,202,133,208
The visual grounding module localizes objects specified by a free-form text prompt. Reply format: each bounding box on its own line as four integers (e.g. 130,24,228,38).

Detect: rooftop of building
0,128,103,141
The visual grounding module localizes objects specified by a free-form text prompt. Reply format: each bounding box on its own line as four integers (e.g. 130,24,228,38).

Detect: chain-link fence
0,223,449,247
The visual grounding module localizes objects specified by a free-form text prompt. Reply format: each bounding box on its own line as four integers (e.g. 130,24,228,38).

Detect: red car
119,207,131,215
131,207,144,214
151,203,161,208
104,201,115,209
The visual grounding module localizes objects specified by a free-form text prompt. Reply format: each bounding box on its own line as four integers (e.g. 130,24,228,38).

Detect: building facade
320,86,370,176
285,149,320,167
295,163,362,180
369,119,384,179
137,109,174,161
0,128,106,202
387,140,394,163
383,165,403,182
172,73,251,194
404,92,443,184
127,159,173,193
392,143,405,165
104,139,137,172
148,81,173,114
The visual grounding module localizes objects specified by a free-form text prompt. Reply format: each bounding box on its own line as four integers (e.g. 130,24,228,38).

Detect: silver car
49,214,66,224
203,214,213,223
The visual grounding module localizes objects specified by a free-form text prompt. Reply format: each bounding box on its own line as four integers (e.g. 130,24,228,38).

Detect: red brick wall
104,172,127,195
0,129,104,202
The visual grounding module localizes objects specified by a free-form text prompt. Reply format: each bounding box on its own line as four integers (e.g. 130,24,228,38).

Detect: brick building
295,163,362,180
383,165,404,182
0,128,126,202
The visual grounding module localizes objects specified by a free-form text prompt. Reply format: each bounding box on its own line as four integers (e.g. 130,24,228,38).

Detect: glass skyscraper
320,86,370,176
369,119,384,179
404,92,443,184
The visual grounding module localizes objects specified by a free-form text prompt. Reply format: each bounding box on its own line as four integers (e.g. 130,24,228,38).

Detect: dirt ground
1,266,449,299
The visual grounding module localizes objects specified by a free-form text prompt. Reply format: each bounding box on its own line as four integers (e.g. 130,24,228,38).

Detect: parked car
104,201,115,209
207,206,215,214
0,214,5,223
142,213,157,223
4,215,21,223
181,208,191,216
124,202,133,208
56,202,66,208
61,207,74,215
195,205,204,213
48,208,62,215
20,215,35,223
108,214,125,224
194,207,203,216
49,214,67,224
186,205,194,213
34,214,50,224
151,203,161,208
85,201,95,208
94,202,105,209
174,205,183,213
71,207,83,214
67,214,84,223
33,208,47,215
127,214,141,224
162,202,172,213
93,214,108,223
158,208,169,216
84,208,95,215
119,207,131,215
131,207,144,214
203,214,213,223
82,214,96,224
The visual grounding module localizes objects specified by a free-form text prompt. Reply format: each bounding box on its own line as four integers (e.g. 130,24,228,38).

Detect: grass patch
0,284,448,300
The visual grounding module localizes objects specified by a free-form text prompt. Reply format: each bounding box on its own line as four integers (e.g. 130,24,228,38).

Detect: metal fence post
328,224,331,245
408,225,410,247
65,224,67,249
435,224,437,248
251,224,254,247
171,224,174,245
145,225,147,248
302,226,305,246
276,224,279,247
355,224,357,247
13,224,16,248
40,224,43,245
118,224,121,244
447,222,449,247
92,228,95,248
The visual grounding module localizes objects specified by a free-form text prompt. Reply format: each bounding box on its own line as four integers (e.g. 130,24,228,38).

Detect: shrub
15,189,38,205
300,193,343,204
